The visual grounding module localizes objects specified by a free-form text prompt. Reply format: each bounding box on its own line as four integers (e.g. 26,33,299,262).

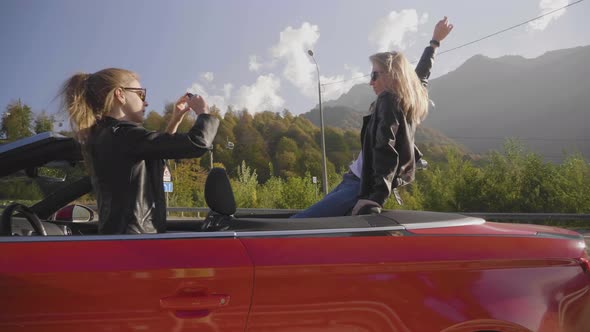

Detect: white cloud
201,72,214,82
189,21,373,114
320,65,366,101
528,0,569,31
188,83,229,113
249,55,261,71
235,74,284,112
369,9,429,51
271,22,320,97
189,74,283,114
265,22,368,103
223,83,233,99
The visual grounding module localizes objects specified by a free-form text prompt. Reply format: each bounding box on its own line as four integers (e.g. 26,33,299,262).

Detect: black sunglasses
370,71,386,82
121,87,147,102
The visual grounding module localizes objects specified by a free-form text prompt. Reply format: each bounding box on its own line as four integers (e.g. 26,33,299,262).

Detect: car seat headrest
204,167,236,216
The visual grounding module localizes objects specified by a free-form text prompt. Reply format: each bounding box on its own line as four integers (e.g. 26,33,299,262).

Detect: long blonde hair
370,52,428,125
59,68,138,142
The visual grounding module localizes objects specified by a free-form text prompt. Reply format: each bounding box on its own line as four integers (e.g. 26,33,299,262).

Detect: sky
1,0,589,124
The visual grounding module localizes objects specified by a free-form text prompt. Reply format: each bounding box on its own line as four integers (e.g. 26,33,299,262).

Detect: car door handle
160,294,230,311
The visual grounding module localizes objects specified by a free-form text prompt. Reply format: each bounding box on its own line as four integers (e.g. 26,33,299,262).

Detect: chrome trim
0,226,406,242
234,226,405,238
0,231,238,243
0,218,486,243
401,217,485,230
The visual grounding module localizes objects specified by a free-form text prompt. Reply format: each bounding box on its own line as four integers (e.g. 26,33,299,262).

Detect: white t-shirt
349,151,363,179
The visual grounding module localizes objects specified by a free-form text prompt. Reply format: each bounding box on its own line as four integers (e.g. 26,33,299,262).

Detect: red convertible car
1,132,589,332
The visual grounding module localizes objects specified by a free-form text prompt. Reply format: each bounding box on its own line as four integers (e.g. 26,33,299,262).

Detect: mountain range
303,45,590,162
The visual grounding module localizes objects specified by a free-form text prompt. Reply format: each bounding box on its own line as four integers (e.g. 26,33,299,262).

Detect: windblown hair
370,52,428,125
59,68,138,142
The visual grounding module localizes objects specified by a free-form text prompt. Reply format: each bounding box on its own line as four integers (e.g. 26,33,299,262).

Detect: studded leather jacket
87,114,219,234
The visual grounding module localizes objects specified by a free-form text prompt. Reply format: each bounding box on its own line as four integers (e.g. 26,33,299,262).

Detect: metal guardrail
75,206,299,215
168,207,300,215
104,206,590,221
167,207,590,221
2,205,589,221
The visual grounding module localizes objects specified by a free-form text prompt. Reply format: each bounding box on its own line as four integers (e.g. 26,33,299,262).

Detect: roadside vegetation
2,100,589,216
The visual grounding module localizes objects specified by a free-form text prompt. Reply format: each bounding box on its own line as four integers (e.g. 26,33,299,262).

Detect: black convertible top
0,132,82,177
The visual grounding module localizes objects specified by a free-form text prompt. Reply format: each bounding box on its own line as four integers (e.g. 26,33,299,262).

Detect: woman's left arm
120,114,219,160
415,16,454,87
165,94,193,134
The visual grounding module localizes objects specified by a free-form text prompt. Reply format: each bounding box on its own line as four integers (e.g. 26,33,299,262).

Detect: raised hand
173,94,192,120
432,16,454,43
166,94,192,134
186,94,209,115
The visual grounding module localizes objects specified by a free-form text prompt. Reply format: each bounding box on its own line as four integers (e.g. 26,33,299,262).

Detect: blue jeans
291,173,360,218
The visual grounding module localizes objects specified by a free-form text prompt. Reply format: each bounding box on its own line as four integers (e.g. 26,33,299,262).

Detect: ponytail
59,68,138,142
60,73,95,142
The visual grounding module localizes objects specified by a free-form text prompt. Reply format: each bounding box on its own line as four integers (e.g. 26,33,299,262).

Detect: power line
441,136,590,142
438,0,585,56
320,0,586,87
321,74,370,87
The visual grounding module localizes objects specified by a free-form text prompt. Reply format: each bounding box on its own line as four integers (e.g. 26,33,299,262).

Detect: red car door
241,230,422,332
0,233,253,332
240,226,590,332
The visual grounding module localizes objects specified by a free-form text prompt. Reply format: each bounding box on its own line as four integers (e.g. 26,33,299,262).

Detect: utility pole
307,49,329,195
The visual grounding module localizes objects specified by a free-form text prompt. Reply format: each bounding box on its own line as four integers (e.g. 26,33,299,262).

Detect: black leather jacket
87,114,219,234
358,46,435,206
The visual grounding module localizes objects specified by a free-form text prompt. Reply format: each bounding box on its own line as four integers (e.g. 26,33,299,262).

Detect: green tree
476,140,528,212
419,147,482,212
516,153,558,212
324,127,351,171
34,111,54,134
1,100,34,141
257,175,285,208
280,172,321,209
552,154,590,213
232,113,271,182
232,161,259,208
275,137,299,177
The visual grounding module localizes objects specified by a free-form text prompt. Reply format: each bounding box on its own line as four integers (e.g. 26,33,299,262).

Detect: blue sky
1,0,589,124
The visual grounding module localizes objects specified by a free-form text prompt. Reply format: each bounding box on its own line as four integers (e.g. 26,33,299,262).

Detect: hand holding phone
186,93,208,115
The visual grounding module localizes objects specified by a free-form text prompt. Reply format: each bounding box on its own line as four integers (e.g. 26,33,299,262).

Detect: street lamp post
307,50,329,195
209,138,234,170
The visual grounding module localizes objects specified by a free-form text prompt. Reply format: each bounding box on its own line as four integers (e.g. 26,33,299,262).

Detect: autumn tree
143,111,163,131
232,112,271,182
160,102,195,133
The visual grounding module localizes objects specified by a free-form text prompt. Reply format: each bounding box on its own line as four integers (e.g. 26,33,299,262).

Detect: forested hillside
2,95,589,214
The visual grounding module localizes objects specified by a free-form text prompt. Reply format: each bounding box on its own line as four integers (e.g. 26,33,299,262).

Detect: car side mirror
54,204,94,222
25,166,67,182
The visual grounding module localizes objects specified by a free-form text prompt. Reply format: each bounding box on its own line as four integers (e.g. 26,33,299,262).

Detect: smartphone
186,92,198,99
